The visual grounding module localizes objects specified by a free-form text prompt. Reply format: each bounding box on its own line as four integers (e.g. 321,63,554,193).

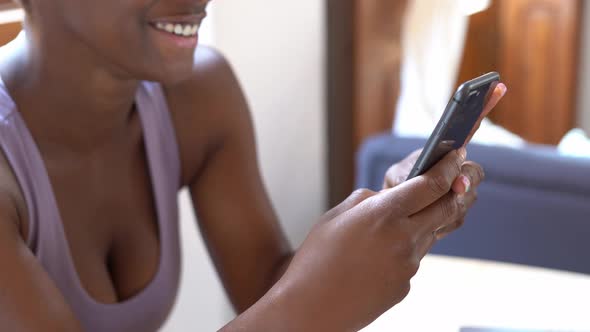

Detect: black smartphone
406,72,500,180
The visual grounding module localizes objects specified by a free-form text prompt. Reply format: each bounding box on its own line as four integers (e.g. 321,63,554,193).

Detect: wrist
257,274,343,332
219,281,303,332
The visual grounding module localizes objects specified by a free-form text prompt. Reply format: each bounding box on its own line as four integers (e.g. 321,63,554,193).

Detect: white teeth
183,25,192,36
154,22,199,37
174,24,183,35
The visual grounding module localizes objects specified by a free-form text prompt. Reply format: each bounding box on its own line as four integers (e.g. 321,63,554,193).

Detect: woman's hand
219,84,506,332
383,82,506,186
383,149,480,194
383,83,506,188
264,149,482,332
382,148,485,240
382,83,506,237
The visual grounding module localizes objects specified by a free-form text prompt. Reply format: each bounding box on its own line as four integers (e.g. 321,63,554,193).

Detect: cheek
53,0,197,81
62,3,162,73
65,2,146,49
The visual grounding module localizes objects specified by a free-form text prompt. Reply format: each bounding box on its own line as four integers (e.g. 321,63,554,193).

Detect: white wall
162,1,327,330
211,0,327,244
577,1,590,134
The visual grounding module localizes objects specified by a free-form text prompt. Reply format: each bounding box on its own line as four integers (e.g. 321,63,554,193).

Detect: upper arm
167,47,291,312
0,161,81,331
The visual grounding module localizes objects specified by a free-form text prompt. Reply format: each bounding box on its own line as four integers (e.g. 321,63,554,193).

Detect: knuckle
427,174,451,196
384,167,393,178
398,281,412,303
463,161,485,184
350,188,375,203
383,168,401,189
451,153,464,176
441,196,460,219
382,177,391,190
406,257,420,278
352,188,373,196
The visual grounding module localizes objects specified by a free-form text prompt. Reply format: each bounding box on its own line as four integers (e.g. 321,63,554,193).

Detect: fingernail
461,175,471,193
499,83,507,97
458,148,467,160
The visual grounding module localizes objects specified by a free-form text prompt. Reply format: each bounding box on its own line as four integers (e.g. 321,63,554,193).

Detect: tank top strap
135,81,182,194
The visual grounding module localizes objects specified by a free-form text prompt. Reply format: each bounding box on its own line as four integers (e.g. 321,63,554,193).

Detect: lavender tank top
0,78,182,332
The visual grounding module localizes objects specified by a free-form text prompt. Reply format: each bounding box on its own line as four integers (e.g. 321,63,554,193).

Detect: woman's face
30,0,210,83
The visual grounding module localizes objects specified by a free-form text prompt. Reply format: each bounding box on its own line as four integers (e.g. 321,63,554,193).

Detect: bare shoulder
166,45,246,120
164,46,251,186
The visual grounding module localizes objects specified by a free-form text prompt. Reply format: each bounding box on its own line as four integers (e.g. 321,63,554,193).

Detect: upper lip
149,12,206,25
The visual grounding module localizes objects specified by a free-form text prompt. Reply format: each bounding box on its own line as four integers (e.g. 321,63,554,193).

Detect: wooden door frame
326,0,406,207
326,0,355,207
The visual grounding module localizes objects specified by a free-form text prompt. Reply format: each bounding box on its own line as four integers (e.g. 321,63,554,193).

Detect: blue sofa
356,134,590,274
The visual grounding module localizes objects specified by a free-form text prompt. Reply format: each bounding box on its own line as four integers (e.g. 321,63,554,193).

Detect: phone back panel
407,72,500,179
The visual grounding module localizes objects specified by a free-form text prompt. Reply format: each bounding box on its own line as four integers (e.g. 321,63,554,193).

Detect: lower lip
149,25,198,48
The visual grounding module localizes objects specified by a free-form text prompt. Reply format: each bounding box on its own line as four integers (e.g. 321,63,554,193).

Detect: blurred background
0,0,589,330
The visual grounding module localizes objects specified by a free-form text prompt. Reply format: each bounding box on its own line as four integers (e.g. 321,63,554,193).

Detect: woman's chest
42,141,162,304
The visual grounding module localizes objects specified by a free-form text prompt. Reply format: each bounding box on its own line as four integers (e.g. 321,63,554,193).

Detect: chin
133,61,195,85
159,67,195,85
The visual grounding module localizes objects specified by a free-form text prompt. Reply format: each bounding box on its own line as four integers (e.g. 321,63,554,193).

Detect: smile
153,22,199,38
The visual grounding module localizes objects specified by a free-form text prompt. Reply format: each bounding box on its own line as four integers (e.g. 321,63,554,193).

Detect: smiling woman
0,1,231,331
0,1,503,331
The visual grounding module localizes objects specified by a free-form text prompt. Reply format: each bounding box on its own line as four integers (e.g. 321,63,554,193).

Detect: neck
0,26,140,154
